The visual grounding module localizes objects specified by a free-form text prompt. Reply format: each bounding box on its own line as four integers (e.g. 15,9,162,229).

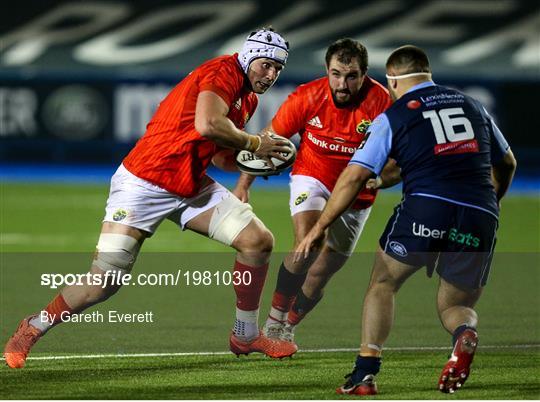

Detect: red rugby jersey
123,54,257,198
272,76,391,209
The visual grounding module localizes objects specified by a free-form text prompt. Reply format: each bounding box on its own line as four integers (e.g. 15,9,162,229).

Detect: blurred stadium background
1,0,539,399
1,0,539,186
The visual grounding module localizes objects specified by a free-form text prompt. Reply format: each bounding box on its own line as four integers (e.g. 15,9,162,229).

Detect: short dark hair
325,38,368,74
386,45,431,74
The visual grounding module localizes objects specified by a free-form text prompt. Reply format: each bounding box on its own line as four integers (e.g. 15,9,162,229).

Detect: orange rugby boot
4,315,42,368
229,331,297,359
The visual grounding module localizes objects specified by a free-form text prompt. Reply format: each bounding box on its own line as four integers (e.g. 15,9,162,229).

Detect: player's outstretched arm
295,164,374,261
492,149,517,203
366,158,401,190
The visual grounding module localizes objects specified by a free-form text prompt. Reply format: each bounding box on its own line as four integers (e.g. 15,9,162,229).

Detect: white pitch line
24,344,540,361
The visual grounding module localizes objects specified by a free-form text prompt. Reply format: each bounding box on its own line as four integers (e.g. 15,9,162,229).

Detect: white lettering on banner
338,0,516,68
114,85,171,142
288,1,401,48
218,1,321,55
0,3,129,65
443,11,540,67
115,84,294,141
75,2,255,65
0,88,37,137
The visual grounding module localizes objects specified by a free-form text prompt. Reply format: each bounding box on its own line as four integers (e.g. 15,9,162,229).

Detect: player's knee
208,196,259,246
235,222,274,254
369,269,405,293
374,272,403,290
257,226,275,252
369,251,410,292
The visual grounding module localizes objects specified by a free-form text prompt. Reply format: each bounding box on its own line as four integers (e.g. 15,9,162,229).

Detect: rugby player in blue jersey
295,45,517,395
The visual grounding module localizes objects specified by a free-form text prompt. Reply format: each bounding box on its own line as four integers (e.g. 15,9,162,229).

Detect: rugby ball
236,134,296,176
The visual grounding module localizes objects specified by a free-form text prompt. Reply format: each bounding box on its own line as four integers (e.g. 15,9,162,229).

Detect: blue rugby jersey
349,82,509,217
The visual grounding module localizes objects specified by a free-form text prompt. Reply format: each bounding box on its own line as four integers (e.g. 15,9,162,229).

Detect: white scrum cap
238,28,289,73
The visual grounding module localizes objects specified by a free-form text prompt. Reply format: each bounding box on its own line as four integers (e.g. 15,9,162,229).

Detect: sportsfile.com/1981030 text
40,270,252,289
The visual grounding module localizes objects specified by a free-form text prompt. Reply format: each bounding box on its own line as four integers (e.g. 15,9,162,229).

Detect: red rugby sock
233,260,269,311
44,293,73,324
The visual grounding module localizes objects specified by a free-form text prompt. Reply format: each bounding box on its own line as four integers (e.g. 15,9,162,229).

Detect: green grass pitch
1,183,539,399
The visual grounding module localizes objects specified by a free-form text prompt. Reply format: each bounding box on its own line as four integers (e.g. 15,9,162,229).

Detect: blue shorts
379,195,498,290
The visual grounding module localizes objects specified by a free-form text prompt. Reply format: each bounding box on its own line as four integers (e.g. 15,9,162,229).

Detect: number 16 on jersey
423,107,479,155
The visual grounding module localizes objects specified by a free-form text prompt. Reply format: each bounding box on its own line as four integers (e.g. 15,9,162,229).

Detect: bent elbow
504,150,518,173
510,155,517,171
195,122,213,138
195,117,218,139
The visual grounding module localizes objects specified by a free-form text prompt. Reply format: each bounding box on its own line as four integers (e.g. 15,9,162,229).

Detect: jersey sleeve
483,107,510,164
271,88,308,137
199,61,242,106
349,113,392,175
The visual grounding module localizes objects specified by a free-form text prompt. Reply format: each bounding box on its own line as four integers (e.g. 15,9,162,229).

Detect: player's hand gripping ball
236,134,296,176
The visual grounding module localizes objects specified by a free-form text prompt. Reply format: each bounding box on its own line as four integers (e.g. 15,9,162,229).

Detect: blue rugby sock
351,355,381,383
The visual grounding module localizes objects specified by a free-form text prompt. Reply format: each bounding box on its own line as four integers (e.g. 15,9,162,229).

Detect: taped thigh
93,233,141,274
208,195,256,246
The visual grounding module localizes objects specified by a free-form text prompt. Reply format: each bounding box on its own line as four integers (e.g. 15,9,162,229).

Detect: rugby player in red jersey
233,38,397,345
4,28,298,368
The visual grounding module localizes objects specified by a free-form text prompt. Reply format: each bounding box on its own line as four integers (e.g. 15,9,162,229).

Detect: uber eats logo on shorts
295,192,309,206
412,223,480,247
448,228,480,248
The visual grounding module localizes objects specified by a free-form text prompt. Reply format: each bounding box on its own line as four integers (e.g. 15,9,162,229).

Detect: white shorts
289,175,371,256
104,164,232,235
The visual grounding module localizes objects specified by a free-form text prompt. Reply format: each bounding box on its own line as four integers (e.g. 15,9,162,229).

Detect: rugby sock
266,262,306,325
351,355,382,383
452,324,477,346
287,290,322,326
232,260,269,341
233,308,259,341
30,293,73,334
266,293,294,324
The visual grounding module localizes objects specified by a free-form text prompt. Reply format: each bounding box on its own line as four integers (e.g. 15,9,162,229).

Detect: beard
331,89,353,107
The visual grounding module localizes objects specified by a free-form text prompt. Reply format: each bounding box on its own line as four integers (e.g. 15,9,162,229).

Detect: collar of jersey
405,80,435,94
